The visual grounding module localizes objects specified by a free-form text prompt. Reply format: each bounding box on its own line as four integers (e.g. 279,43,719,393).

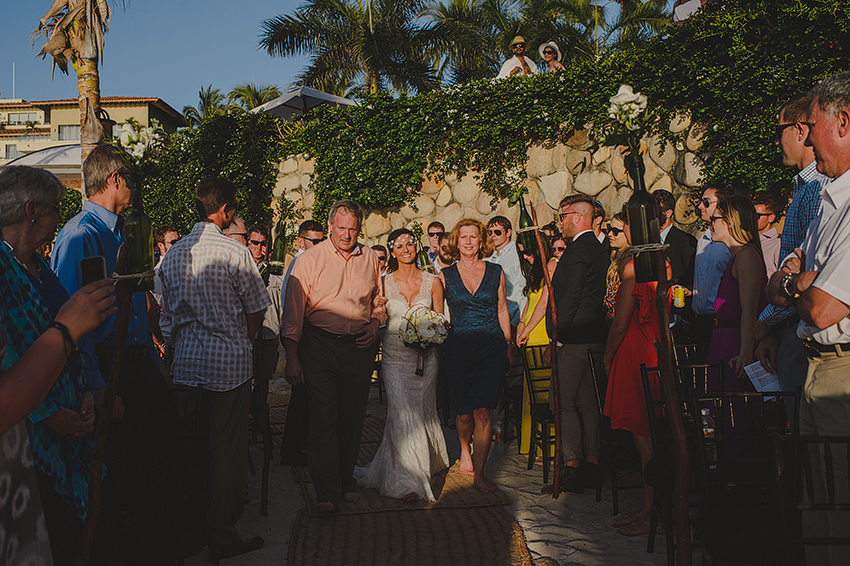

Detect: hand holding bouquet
399,304,449,375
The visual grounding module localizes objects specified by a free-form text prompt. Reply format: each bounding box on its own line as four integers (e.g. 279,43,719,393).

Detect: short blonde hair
446,218,494,260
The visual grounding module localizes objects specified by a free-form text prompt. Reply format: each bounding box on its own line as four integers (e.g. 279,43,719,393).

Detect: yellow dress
519,287,554,456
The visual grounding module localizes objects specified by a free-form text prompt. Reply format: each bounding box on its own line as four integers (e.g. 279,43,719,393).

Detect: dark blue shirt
51,200,159,389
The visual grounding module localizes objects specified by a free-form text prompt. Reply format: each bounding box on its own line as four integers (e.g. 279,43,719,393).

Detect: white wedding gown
354,271,449,501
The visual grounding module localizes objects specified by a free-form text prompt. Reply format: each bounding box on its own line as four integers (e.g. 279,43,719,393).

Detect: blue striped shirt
759,161,831,326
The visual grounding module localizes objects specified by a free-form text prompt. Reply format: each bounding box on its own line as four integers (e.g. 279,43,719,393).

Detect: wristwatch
782,272,801,300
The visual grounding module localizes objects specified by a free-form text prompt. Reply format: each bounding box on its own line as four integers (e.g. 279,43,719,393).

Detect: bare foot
403,492,419,502
316,501,336,512
458,455,474,475
342,491,359,503
473,476,498,493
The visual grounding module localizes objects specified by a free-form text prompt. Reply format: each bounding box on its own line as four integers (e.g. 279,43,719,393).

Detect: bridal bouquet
399,304,449,375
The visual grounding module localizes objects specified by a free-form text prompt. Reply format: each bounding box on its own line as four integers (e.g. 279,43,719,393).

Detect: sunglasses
608,227,623,236
303,236,326,245
553,245,566,252
248,239,268,247
543,50,556,55
488,229,503,236
165,238,179,246
700,198,716,208
775,122,797,139
428,231,443,237
521,249,535,257
512,43,526,48
376,255,387,262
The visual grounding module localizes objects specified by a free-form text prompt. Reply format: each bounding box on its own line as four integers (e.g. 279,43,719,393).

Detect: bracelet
48,320,76,356
782,272,801,300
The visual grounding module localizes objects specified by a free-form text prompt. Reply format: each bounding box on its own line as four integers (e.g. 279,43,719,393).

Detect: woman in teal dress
440,219,512,493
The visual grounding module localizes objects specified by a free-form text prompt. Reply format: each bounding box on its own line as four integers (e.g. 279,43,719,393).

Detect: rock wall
274,116,708,247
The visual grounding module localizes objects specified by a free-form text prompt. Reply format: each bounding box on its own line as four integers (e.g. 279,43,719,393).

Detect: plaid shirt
160,222,271,391
759,161,831,326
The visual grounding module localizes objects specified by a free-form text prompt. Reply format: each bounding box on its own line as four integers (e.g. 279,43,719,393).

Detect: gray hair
0,166,66,228
809,71,850,119
83,144,126,197
328,199,363,228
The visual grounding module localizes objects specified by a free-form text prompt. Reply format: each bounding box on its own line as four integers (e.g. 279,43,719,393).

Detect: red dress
604,264,667,438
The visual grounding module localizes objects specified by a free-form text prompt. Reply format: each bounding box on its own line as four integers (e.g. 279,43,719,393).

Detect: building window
5,145,22,160
59,125,81,141
8,112,38,125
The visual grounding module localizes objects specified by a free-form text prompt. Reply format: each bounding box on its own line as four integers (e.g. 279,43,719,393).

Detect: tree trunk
75,55,104,193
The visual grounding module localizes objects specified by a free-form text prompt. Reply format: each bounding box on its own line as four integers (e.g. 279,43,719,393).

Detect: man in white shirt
497,36,539,79
160,178,270,560
752,192,782,277
766,71,850,566
486,216,526,329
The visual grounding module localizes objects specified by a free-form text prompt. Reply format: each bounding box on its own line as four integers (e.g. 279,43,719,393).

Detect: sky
0,0,679,114
0,0,308,113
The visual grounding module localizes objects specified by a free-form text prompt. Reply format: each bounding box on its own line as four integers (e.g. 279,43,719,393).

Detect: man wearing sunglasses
486,216,526,329
754,93,829,431
497,35,539,79
426,221,445,269
279,220,325,466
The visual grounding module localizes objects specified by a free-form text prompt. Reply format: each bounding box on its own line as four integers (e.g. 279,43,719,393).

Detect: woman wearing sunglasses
603,213,630,323
706,196,767,386
538,41,565,73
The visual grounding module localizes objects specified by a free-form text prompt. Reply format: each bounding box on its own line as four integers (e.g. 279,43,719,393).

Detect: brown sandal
611,512,647,528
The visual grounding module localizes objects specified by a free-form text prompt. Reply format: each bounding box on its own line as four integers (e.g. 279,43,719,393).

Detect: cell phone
80,255,108,286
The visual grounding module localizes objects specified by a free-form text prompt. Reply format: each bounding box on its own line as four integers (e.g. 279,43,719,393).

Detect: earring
31,218,37,225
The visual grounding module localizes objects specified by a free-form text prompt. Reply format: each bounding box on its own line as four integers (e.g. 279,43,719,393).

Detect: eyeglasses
608,227,623,236
709,216,726,225
488,229,503,236
700,198,717,208
775,122,797,139
428,231,443,238
303,236,326,245
559,211,580,220
248,239,268,247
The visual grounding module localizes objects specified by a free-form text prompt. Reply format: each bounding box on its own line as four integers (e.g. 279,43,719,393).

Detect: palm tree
227,82,283,114
34,0,117,175
182,85,228,128
259,0,441,95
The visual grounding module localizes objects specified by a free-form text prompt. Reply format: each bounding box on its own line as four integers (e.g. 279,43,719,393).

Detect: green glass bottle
268,218,286,276
517,196,537,254
418,241,434,274
124,176,154,291
625,154,660,283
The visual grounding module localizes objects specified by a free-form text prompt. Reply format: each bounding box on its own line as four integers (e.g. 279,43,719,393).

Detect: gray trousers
551,343,601,462
300,326,375,506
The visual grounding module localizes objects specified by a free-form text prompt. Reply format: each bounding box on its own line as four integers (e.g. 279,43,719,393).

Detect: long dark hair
518,232,553,296
386,228,417,273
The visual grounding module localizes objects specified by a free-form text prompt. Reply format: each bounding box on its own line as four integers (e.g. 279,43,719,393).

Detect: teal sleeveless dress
442,262,509,415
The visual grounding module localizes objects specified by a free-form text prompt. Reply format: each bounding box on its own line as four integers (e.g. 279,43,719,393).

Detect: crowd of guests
3,70,850,566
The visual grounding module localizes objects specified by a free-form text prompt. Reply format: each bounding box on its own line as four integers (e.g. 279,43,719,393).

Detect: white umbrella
251,86,357,120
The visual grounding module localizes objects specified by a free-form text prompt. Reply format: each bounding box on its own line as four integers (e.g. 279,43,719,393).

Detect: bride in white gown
354,228,450,502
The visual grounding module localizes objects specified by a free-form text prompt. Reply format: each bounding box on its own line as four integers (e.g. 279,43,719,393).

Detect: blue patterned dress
442,262,509,415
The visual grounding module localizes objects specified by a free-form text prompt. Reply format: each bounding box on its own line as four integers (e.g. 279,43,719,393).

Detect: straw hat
509,36,528,48
538,41,562,62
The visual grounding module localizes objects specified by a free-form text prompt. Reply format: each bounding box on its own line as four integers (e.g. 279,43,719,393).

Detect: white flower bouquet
399,304,449,375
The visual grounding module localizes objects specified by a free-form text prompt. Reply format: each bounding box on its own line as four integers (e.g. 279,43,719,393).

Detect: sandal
617,515,651,536
611,511,647,528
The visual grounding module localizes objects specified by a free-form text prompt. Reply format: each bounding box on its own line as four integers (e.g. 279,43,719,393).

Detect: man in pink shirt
752,192,783,278
281,200,386,513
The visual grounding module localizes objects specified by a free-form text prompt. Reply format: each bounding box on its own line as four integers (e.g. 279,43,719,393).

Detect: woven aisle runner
288,414,534,566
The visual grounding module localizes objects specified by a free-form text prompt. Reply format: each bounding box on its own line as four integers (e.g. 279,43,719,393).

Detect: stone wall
274,115,708,248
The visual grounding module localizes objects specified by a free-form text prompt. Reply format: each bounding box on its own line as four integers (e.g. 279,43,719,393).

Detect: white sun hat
538,41,562,62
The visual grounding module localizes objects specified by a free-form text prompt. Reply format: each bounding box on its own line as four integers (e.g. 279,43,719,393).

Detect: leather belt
305,322,358,343
802,340,849,358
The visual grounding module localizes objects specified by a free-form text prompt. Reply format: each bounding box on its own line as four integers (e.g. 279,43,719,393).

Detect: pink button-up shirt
281,239,385,342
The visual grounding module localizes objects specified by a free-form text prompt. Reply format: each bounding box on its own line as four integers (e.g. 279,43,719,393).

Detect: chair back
521,345,551,406
677,361,725,396
673,342,710,366
771,434,850,565
587,349,607,416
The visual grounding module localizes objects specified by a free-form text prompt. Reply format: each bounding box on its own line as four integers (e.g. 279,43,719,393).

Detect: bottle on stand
268,218,286,276
124,177,154,292
701,408,717,470
625,154,660,283
517,196,537,254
